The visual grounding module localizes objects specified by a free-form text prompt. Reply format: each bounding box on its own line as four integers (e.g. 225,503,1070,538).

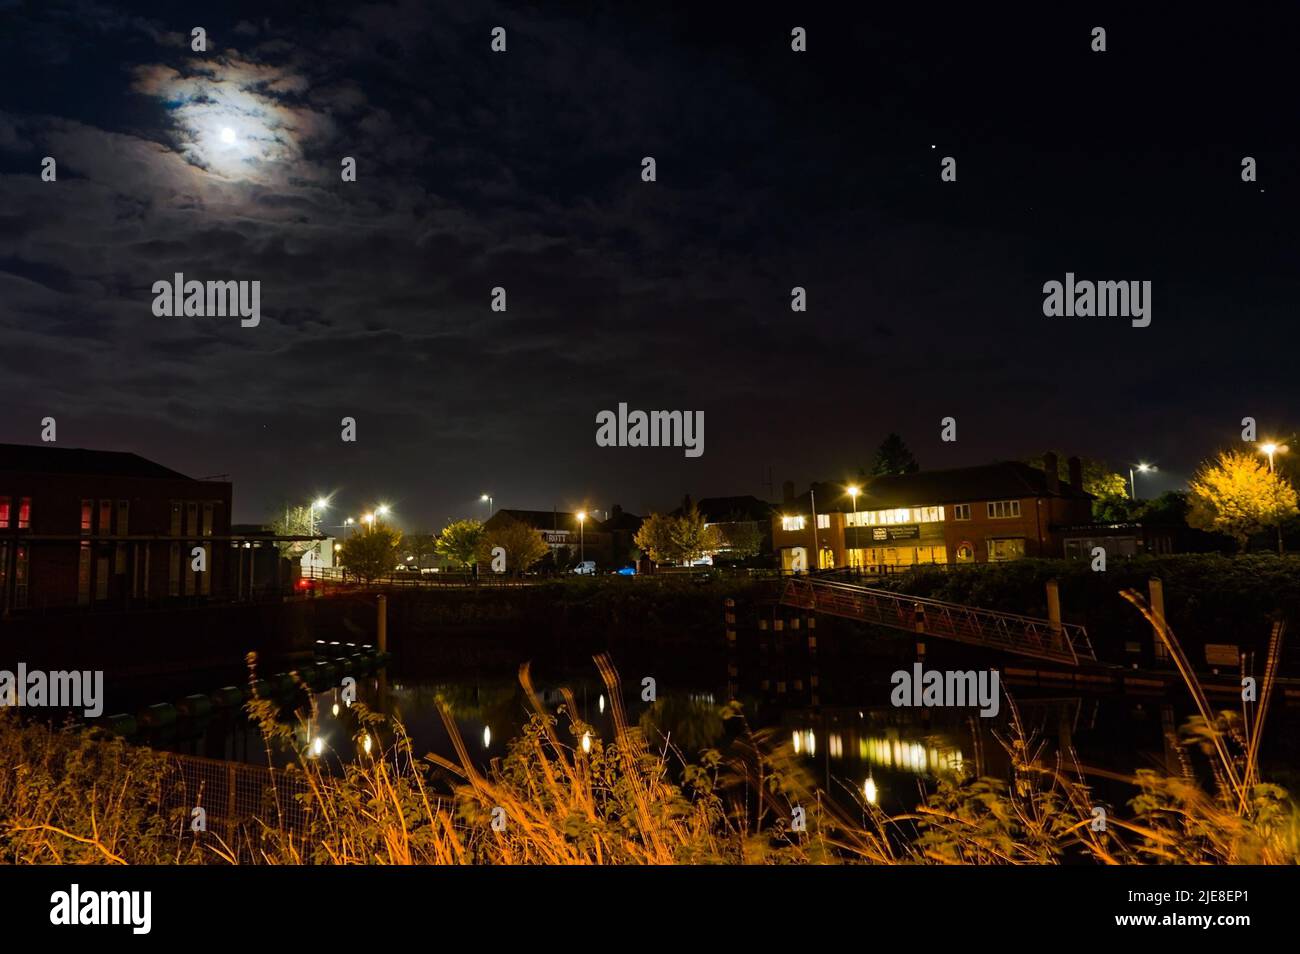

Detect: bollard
1149,577,1168,661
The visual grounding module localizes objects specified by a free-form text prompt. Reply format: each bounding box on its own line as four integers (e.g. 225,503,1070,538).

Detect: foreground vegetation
2,600,1297,865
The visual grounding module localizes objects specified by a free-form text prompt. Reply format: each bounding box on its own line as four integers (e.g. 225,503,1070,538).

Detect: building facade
772,455,1095,572
0,444,293,612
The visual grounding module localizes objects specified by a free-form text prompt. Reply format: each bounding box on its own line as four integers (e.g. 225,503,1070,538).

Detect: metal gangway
762,575,1095,665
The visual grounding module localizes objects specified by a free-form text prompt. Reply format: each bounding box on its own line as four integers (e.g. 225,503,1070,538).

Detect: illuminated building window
0,496,9,529
987,500,1021,519
98,499,112,534
816,514,830,530
952,504,971,521
781,515,806,531
987,538,1026,561
81,500,92,533
17,497,31,530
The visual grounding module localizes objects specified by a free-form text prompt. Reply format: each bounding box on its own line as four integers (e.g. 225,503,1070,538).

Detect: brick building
772,455,1095,571
0,444,294,612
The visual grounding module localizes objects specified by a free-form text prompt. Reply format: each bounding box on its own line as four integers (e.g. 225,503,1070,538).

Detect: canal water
108,648,1300,819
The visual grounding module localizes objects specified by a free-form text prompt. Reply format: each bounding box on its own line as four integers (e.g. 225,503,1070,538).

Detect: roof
0,443,195,481
488,509,580,532
692,495,776,523
787,462,1093,513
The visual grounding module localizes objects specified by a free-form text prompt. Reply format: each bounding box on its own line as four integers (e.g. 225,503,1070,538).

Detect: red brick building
0,444,265,612
772,455,1095,571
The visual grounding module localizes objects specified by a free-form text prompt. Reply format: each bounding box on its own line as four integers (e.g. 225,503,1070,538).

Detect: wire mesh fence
160,752,313,860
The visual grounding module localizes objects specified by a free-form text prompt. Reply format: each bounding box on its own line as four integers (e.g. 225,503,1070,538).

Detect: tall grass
3,599,1298,865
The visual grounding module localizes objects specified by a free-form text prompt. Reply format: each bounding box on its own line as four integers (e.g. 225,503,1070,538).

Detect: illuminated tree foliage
635,505,721,565
480,516,548,575
1187,451,1298,551
339,523,402,581
435,519,485,568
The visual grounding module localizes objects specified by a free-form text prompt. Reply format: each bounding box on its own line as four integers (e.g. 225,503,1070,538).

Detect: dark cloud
0,2,1298,525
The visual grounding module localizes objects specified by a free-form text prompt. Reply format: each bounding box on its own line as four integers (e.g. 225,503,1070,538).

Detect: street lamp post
847,485,860,571
1128,463,1156,501
1260,442,1290,554
481,494,493,519
577,511,586,564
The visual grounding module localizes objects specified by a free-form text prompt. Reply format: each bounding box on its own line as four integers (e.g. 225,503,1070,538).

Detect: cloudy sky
1,2,1297,526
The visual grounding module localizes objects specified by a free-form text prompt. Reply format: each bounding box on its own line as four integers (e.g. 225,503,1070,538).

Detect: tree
671,502,719,565
436,519,485,569
634,512,678,563
481,516,548,575
1187,451,1299,551
405,530,438,568
1024,453,1130,519
714,516,763,559
339,524,402,582
872,433,919,476
271,504,315,558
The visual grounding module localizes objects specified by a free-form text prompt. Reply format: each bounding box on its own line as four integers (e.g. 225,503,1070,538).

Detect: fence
160,752,313,860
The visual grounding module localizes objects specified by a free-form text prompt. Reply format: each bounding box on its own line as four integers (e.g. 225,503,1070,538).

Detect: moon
219,127,236,144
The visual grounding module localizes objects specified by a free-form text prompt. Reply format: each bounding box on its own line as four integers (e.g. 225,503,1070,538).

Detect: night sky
2,2,1297,528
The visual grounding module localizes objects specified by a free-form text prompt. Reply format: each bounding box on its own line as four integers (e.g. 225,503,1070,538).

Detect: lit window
987,500,1021,519
0,496,9,529
816,514,830,530
17,497,31,530
987,538,1026,561
81,500,92,533
781,516,806,531
98,499,112,534
953,504,971,521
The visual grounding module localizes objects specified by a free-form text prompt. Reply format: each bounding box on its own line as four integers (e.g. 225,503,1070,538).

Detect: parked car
573,560,597,575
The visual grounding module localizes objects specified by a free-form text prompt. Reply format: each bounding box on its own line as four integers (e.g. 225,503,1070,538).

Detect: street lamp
847,485,861,570
1260,441,1290,554
309,497,329,535
480,494,493,519
1259,441,1289,473
1128,463,1156,501
577,511,586,564
376,504,391,518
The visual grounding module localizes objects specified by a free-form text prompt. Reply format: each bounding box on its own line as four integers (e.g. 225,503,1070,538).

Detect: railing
763,576,1095,665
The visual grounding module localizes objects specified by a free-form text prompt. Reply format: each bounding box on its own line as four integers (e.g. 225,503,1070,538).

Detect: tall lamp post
576,511,586,564
847,485,860,571
480,494,493,519
1128,463,1156,501
1260,442,1290,554
309,497,329,536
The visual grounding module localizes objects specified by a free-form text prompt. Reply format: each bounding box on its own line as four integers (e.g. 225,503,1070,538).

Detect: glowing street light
1259,442,1291,554
480,493,493,519
1259,441,1289,473
864,776,878,805
847,485,861,570
376,504,391,518
577,511,586,564
1128,463,1157,501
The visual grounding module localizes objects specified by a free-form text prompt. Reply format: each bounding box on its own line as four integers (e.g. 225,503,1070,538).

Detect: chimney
1043,452,1060,494
782,480,795,505
1067,456,1084,493
611,504,623,520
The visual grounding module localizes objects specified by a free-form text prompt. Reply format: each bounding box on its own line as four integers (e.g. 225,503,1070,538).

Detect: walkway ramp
762,576,1095,666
